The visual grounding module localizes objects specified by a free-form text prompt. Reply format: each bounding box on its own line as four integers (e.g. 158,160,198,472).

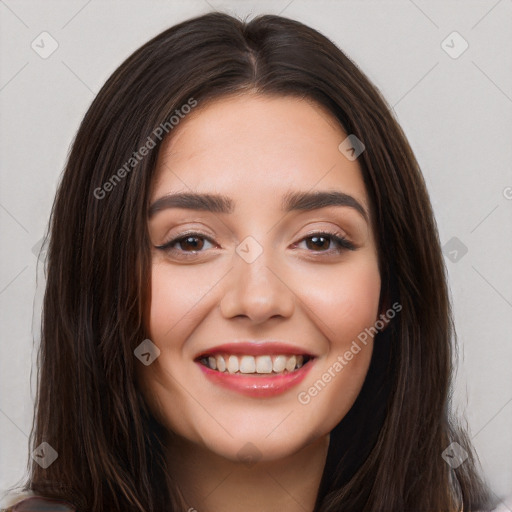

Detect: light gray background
1,0,511,507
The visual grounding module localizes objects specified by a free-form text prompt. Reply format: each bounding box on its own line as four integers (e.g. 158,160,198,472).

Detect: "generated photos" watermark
94,97,197,200
297,301,402,405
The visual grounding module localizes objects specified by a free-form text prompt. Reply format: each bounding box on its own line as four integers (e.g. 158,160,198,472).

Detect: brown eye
296,231,356,254
155,232,216,258
177,235,206,252
305,235,331,251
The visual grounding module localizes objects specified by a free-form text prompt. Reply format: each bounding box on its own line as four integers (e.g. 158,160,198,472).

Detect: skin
137,93,382,512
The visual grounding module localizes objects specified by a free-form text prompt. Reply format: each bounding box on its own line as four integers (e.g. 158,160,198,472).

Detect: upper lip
194,341,316,360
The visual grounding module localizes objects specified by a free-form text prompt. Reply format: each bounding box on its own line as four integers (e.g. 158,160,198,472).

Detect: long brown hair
6,11,494,511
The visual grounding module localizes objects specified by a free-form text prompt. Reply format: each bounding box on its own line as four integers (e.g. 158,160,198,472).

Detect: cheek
146,261,213,341
336,263,381,335
140,261,226,432
292,255,381,433
296,252,381,341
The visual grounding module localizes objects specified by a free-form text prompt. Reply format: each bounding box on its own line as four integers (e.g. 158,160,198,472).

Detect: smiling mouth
197,354,314,375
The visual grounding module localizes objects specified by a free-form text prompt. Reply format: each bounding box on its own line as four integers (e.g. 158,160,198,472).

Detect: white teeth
239,355,256,373
256,355,273,374
273,355,287,373
216,355,226,372
227,355,239,374
285,355,297,372
203,354,309,374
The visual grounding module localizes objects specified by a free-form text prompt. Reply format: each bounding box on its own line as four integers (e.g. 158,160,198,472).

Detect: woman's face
139,93,381,462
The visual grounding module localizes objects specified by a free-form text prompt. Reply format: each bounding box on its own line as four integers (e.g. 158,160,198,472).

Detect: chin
202,431,316,464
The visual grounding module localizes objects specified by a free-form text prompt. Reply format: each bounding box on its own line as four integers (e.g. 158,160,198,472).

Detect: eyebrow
148,190,369,223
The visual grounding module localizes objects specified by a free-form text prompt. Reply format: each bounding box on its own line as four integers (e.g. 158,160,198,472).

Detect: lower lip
196,359,314,397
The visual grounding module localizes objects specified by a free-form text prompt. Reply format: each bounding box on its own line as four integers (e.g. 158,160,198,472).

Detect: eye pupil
181,236,203,251
307,235,330,251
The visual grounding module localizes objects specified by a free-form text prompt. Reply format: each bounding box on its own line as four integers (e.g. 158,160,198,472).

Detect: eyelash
155,230,356,259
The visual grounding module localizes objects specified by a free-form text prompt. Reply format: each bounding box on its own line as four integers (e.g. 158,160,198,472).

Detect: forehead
151,93,369,212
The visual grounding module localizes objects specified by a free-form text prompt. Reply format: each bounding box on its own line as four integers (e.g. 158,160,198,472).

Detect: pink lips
194,342,315,398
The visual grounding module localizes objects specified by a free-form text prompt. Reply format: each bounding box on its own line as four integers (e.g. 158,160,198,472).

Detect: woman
1,11,498,512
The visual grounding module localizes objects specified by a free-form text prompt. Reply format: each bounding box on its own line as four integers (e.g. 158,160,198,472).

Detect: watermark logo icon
31,31,59,59
236,236,263,264
237,442,262,468
442,236,468,263
31,237,48,262
338,134,365,161
134,339,161,366
32,442,58,469
442,442,468,468
441,31,468,59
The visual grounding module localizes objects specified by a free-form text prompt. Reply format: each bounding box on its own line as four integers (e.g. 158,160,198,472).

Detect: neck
166,433,330,512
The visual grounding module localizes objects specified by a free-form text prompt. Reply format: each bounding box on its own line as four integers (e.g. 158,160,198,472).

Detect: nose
219,248,295,324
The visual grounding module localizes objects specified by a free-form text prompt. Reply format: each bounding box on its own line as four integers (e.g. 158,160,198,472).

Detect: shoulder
1,494,75,511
